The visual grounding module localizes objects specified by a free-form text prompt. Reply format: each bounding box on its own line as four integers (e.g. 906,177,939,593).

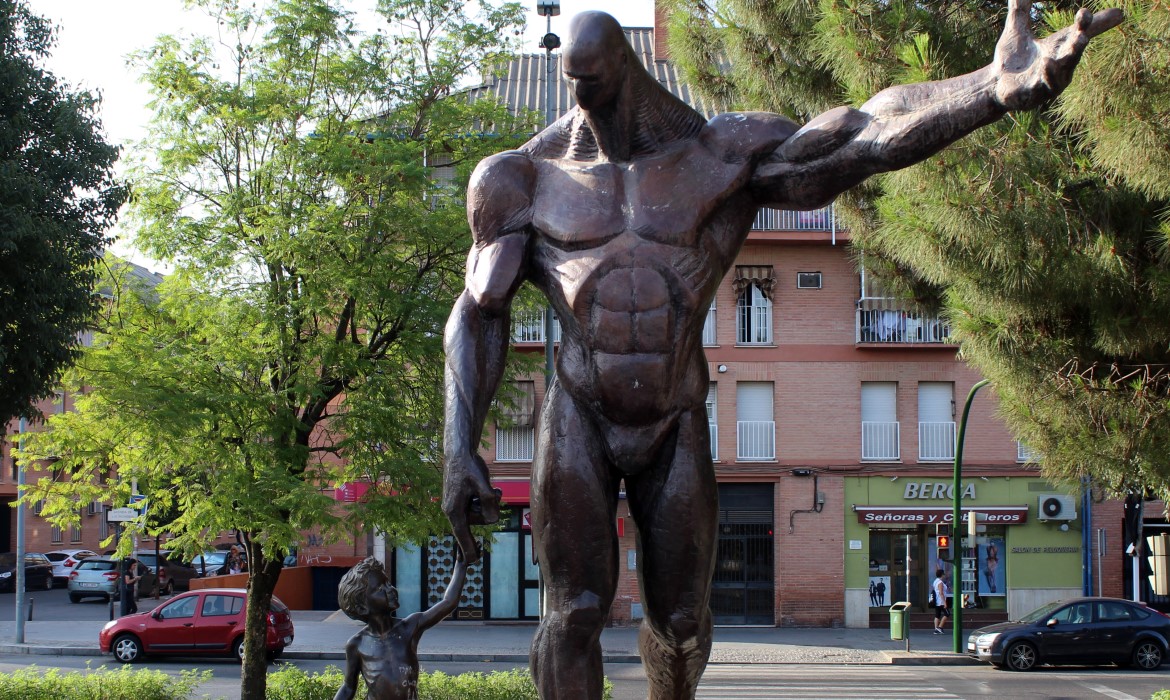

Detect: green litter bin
889,601,912,640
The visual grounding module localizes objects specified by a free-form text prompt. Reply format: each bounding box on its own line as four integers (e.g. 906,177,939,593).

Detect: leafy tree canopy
669,0,1170,495
17,0,533,696
0,0,127,424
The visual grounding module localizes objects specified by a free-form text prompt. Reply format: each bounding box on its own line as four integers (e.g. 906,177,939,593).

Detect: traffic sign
107,507,137,522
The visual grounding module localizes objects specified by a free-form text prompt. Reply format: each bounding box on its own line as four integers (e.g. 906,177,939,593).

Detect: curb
882,651,982,666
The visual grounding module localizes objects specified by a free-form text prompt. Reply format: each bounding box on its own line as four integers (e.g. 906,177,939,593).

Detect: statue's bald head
563,11,628,111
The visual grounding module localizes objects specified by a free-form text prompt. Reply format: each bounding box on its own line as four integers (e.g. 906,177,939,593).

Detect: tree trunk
240,543,283,700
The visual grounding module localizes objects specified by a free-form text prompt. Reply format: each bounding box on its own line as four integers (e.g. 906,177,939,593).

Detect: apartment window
702,301,717,346
861,382,900,461
736,382,775,461
734,266,774,345
705,384,718,461
51,526,62,544
918,382,956,461
1017,441,1041,463
99,515,109,540
70,513,82,543
495,381,536,462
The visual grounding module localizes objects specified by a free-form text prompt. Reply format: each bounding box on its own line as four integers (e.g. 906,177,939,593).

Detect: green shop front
843,476,1084,628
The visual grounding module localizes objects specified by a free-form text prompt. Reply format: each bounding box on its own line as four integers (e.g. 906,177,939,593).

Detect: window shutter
737,382,774,422
918,382,954,422
861,382,897,422
495,381,536,428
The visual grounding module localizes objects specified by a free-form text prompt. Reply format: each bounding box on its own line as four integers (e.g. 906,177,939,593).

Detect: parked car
190,550,248,577
99,588,294,663
0,552,54,592
45,549,97,586
67,557,157,603
968,597,1170,671
132,551,196,595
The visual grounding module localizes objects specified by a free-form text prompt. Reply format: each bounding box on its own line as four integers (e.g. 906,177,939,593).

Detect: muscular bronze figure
442,3,1120,698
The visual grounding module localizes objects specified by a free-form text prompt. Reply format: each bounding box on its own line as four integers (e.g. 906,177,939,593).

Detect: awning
494,480,530,505
496,381,536,428
733,265,776,301
854,505,1028,525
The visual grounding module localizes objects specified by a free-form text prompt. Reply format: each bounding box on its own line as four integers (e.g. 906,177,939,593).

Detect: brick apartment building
1,20,1153,626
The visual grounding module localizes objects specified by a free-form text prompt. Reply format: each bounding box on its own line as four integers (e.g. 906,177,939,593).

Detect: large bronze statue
442,3,1120,698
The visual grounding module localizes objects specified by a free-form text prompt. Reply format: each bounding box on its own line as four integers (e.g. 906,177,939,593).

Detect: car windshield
1017,600,1068,623
46,553,67,562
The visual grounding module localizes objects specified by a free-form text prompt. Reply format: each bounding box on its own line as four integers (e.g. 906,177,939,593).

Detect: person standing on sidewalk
932,569,950,634
120,559,141,616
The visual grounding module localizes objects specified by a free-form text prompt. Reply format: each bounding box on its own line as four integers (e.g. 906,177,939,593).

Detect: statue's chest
531,151,740,249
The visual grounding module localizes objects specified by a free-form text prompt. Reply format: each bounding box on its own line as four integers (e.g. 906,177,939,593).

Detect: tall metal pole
539,4,560,390
14,418,26,642
952,378,989,653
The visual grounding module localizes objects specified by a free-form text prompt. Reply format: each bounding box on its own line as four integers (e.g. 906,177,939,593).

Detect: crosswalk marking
1077,682,1140,700
695,666,962,699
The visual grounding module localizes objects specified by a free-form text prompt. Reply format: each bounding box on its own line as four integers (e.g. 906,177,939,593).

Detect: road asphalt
0,608,981,666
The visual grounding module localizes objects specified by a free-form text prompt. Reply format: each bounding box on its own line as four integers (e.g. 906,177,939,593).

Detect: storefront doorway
712,483,774,625
868,526,925,608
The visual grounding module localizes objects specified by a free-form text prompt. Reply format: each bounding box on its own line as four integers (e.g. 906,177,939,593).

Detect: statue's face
563,12,626,111
366,568,399,614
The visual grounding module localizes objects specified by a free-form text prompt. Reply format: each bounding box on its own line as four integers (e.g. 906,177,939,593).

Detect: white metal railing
737,303,772,345
709,423,719,460
862,421,900,461
737,421,776,461
753,204,835,232
919,422,956,462
495,427,535,462
702,306,717,345
1017,441,1041,463
856,301,952,344
511,309,562,344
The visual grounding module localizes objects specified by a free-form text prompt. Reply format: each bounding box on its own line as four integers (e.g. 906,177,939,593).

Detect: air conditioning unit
1038,494,1077,521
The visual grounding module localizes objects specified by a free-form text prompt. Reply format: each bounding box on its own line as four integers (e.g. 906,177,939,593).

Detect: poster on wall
868,576,891,607
978,538,1006,596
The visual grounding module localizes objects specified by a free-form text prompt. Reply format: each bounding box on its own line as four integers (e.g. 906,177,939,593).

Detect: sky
27,0,657,268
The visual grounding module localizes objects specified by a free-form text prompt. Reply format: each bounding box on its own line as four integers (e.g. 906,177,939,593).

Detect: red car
99,588,294,663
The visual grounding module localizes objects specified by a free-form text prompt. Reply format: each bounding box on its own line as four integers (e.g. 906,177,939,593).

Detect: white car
45,549,97,586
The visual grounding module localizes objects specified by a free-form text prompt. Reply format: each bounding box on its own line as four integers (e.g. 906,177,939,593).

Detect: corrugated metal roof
464,27,719,123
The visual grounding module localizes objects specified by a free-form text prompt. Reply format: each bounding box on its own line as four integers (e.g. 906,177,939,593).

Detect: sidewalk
0,610,980,666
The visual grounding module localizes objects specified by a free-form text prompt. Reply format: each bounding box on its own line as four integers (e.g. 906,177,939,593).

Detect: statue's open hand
441,454,500,564
993,0,1121,111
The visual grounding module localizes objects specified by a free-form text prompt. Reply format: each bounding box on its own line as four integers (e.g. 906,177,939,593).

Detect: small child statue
334,549,467,700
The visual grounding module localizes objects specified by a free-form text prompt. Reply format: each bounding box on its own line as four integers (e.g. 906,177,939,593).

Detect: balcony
861,421,900,461
918,422,956,462
753,204,835,232
1017,441,1041,463
496,427,535,462
857,302,952,345
737,304,773,345
511,309,561,344
737,421,776,461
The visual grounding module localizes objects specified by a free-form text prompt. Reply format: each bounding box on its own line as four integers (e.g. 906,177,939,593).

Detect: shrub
0,665,207,700
266,665,614,699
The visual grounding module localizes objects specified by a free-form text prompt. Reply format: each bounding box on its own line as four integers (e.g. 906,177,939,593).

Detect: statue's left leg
625,408,718,700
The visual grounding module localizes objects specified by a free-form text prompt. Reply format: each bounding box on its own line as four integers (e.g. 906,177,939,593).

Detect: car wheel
42,574,53,591
68,593,80,604
1005,642,1038,671
112,634,143,663
267,648,284,662
1133,641,1164,670
234,636,246,663
163,580,174,596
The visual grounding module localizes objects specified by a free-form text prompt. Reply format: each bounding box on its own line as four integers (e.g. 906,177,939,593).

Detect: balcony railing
753,204,835,232
857,301,952,344
496,427,535,462
919,422,956,462
862,421,900,461
511,309,562,344
702,306,717,346
737,304,772,345
709,423,719,460
737,421,776,461
1017,441,1041,463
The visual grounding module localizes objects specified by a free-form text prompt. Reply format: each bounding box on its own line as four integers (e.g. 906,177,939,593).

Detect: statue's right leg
529,383,620,700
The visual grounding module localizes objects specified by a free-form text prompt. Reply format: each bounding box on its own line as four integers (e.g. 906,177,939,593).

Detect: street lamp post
952,378,989,653
538,0,560,389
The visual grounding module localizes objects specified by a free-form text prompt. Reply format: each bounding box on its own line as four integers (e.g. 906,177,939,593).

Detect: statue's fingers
1083,8,1123,39
1005,0,1033,36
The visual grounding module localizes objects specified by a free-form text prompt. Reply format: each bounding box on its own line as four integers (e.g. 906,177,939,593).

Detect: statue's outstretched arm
752,0,1121,209
442,152,534,564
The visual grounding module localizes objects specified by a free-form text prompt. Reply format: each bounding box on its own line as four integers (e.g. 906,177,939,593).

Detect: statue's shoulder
702,112,800,159
468,150,536,239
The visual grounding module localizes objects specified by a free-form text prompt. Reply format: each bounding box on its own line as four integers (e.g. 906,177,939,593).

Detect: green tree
17,0,531,697
670,0,1170,495
0,0,126,424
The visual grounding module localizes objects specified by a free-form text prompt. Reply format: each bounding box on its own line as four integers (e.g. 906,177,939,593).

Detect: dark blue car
968,597,1170,671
